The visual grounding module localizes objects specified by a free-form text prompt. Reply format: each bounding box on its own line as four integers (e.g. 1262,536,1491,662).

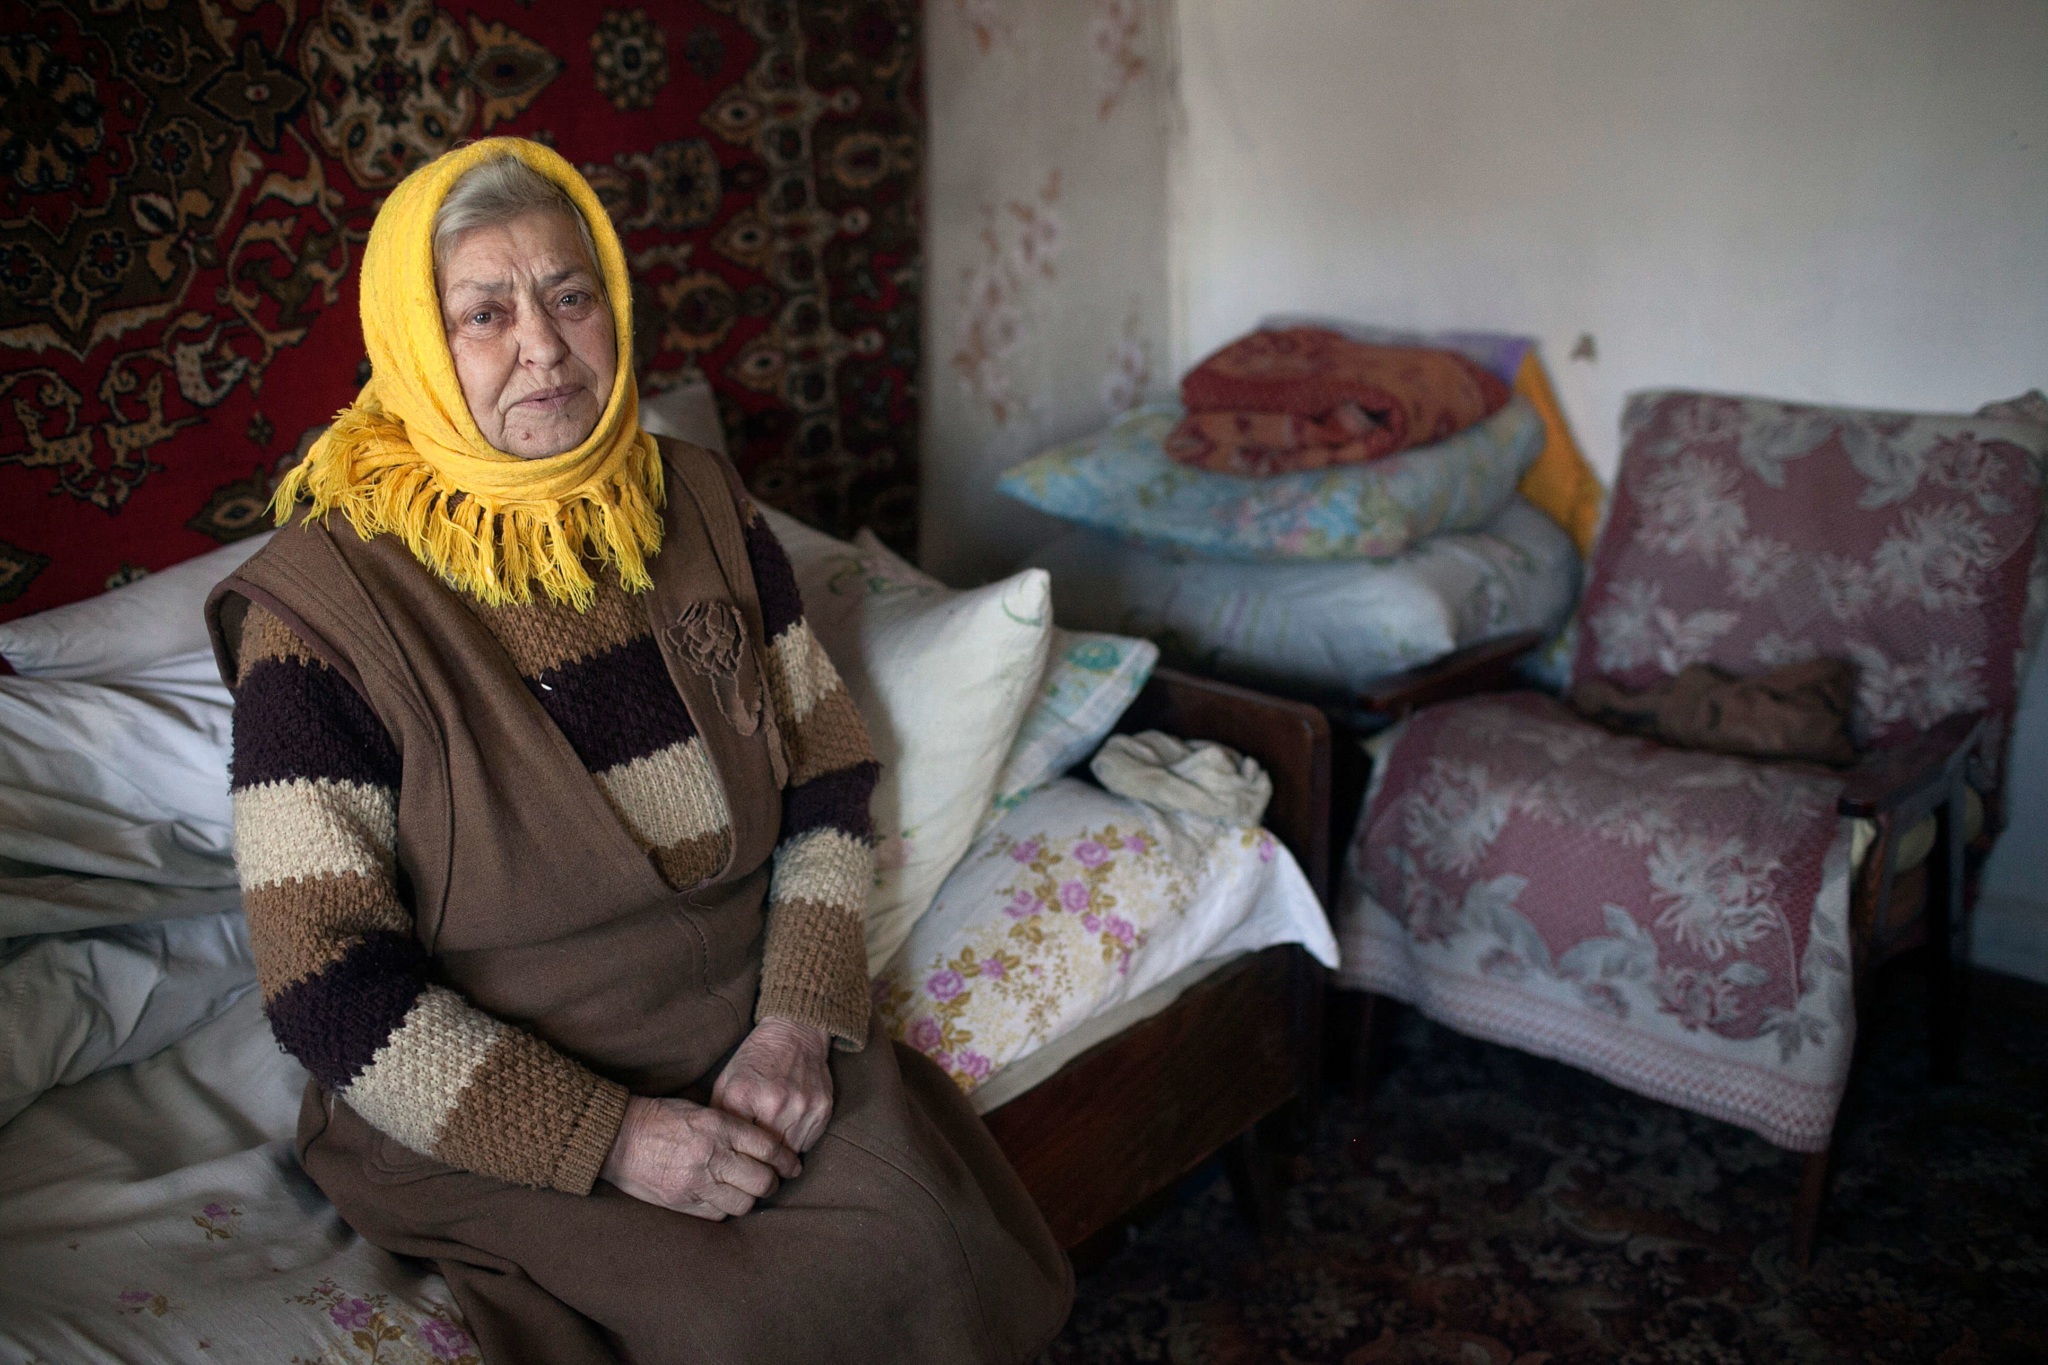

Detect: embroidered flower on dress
670,600,742,675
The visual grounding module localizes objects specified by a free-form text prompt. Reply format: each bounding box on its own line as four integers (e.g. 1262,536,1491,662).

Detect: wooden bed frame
980,667,1332,1249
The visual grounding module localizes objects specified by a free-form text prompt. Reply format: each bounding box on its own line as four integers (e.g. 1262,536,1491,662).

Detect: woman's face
438,208,617,459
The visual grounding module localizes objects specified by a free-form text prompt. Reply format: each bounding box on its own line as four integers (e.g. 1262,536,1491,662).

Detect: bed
0,567,1335,1364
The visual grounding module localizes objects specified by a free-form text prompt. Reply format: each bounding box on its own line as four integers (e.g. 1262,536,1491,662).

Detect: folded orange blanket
1167,328,1510,476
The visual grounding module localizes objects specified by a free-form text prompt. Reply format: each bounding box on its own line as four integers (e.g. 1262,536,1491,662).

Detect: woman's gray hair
432,153,604,287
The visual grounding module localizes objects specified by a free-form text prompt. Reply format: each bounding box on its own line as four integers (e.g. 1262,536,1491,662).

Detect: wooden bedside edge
980,946,1308,1248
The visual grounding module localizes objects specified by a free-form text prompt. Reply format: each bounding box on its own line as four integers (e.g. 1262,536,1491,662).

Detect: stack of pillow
998,324,1587,700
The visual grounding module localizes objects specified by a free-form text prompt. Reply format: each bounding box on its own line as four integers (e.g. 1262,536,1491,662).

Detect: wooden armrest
1836,712,1984,819
1115,667,1332,902
1356,629,1546,718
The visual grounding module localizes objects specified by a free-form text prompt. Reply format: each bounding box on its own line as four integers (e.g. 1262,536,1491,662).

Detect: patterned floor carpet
1042,966,2047,1365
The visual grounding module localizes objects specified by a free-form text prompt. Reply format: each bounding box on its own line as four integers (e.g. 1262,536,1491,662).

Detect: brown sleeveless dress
206,440,1071,1365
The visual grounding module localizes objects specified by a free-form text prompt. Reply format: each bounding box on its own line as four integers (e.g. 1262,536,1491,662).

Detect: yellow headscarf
274,137,663,610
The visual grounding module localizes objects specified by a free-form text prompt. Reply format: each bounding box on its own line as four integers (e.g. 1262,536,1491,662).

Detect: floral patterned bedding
0,993,477,1365
876,777,1338,1097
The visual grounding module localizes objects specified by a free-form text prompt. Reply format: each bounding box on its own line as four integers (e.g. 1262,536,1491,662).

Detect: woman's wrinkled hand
599,1094,801,1221
711,1018,834,1153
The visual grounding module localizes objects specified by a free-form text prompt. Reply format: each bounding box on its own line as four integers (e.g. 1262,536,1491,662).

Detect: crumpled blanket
1569,657,1857,767
1167,328,1510,475
1090,730,1273,827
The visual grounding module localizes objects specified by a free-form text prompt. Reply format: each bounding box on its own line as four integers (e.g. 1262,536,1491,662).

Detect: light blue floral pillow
983,628,1159,829
996,397,1545,561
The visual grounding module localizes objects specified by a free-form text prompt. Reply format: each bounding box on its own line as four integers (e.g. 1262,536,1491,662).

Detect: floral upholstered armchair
1334,389,2048,1266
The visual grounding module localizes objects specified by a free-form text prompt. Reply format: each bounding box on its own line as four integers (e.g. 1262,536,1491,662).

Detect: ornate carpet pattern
0,0,921,622
1046,968,2048,1365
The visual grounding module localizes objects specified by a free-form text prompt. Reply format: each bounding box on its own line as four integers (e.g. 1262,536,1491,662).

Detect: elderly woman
206,138,1070,1364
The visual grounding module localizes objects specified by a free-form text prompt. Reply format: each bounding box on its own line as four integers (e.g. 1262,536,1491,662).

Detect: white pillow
0,534,272,680
1026,495,1580,697
873,777,1337,1097
760,509,1052,972
0,909,256,1128
846,532,1161,828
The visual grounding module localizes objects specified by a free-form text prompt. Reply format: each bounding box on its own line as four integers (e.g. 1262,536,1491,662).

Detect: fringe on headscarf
275,402,666,612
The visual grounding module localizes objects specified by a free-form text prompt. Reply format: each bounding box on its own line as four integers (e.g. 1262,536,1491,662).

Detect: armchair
1337,390,2046,1267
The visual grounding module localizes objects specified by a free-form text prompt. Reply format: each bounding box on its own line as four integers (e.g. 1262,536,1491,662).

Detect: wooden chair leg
1791,1145,1831,1270
1222,1125,1282,1239
1928,775,1970,1083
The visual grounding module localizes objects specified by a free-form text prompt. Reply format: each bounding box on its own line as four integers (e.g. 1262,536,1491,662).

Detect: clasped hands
598,1017,832,1221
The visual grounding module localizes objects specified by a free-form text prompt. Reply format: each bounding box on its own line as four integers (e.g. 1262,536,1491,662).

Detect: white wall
921,0,1176,586
1170,0,2048,483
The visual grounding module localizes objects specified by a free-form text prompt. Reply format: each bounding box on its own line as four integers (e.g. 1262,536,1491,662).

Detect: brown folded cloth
1569,657,1858,767
1165,328,1511,476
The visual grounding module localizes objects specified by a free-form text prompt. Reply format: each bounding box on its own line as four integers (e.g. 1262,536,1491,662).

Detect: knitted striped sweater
228,499,877,1196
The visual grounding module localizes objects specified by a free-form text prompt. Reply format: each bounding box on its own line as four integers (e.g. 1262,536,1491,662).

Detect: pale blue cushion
983,628,1159,828
997,397,1545,561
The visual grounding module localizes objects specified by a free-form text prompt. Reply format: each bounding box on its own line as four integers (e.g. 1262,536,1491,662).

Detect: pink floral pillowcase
873,776,1335,1097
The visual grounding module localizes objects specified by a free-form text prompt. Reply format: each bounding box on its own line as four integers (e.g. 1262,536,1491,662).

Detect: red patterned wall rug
0,0,922,623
